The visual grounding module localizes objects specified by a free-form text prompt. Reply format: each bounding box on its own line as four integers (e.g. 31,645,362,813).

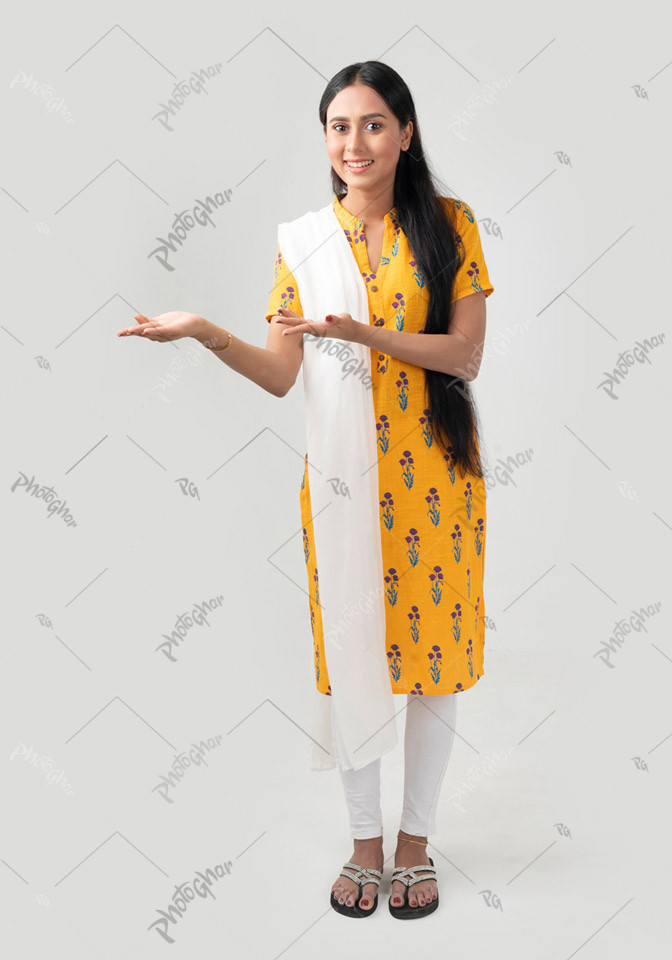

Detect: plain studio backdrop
1,0,671,956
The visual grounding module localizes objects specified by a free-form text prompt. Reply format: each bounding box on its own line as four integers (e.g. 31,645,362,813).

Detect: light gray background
2,0,671,956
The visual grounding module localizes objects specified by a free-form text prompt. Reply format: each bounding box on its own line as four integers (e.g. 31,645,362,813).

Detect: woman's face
324,83,412,190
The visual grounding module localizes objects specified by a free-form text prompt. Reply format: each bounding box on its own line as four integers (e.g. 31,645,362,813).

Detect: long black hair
319,61,484,480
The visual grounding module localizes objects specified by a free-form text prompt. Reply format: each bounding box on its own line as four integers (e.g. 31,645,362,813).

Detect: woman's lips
344,160,374,172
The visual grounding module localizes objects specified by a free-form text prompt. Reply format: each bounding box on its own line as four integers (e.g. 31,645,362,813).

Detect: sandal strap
339,862,383,887
390,864,437,886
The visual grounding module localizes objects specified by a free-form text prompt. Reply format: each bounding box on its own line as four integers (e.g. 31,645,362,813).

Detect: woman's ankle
397,829,427,844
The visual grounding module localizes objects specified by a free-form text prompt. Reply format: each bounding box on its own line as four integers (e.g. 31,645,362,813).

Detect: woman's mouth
344,159,374,172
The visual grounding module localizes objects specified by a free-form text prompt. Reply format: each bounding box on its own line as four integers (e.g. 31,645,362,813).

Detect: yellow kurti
266,194,494,696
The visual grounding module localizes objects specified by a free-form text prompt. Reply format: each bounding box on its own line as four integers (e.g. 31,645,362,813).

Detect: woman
118,61,493,921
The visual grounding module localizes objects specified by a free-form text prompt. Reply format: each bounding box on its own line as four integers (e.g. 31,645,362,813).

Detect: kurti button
370,285,378,292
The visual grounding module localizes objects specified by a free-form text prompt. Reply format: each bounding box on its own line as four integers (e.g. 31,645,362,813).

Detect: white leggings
337,693,457,839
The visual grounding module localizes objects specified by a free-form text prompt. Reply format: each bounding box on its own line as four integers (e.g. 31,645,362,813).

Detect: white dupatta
277,199,398,772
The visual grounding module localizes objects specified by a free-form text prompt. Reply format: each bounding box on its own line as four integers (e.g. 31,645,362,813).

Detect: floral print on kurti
266,194,494,696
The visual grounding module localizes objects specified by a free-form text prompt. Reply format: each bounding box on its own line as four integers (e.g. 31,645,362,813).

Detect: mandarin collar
332,193,398,229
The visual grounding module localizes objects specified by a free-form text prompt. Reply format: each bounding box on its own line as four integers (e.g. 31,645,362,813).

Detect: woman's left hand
274,307,360,342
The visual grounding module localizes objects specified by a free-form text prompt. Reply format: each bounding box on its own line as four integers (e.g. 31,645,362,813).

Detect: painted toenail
361,900,369,906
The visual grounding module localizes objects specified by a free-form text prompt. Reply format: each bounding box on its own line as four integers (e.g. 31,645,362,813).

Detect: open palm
117,311,204,342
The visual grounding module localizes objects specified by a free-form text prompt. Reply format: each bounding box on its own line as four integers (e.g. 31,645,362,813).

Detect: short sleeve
443,198,494,303
265,244,304,322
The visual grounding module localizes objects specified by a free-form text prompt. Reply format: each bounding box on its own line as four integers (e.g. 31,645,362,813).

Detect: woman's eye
333,122,382,132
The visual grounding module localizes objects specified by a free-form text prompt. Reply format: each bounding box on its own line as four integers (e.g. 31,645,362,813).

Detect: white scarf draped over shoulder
277,199,398,772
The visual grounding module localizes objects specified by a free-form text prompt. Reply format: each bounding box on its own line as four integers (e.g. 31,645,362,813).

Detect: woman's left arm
352,290,487,381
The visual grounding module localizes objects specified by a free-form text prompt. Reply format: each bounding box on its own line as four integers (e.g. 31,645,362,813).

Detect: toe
360,882,377,909
343,882,356,907
390,881,404,907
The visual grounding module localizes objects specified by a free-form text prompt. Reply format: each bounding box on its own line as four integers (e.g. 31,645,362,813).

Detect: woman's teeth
345,160,373,168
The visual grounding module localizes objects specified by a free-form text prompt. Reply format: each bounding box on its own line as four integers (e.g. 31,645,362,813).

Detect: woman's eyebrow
329,113,387,122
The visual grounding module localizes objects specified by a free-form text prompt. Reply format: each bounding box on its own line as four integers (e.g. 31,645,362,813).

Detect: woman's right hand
117,311,206,343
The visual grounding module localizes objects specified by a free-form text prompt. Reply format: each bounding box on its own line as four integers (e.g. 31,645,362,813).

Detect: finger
282,326,310,336
117,326,146,337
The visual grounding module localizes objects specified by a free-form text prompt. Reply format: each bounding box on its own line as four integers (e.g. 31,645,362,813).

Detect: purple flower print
410,682,424,696
451,523,463,563
463,481,473,520
425,488,440,527
380,491,395,531
474,517,484,556
384,568,399,606
451,603,462,643
314,635,321,684
396,371,409,411
392,292,406,331
280,286,297,312
405,528,420,566
387,643,402,682
410,258,426,289
302,527,310,564
466,637,474,677
400,450,415,490
407,605,421,644
428,645,442,684
429,566,444,606
473,595,481,638
466,261,483,293
376,414,390,455
443,447,456,485
419,409,434,448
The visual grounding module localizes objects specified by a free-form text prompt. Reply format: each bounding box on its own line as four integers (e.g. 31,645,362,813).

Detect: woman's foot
331,836,384,911
390,830,437,909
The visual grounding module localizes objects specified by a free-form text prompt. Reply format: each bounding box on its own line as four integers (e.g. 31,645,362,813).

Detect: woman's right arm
118,244,305,397
194,314,303,398
118,311,303,398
